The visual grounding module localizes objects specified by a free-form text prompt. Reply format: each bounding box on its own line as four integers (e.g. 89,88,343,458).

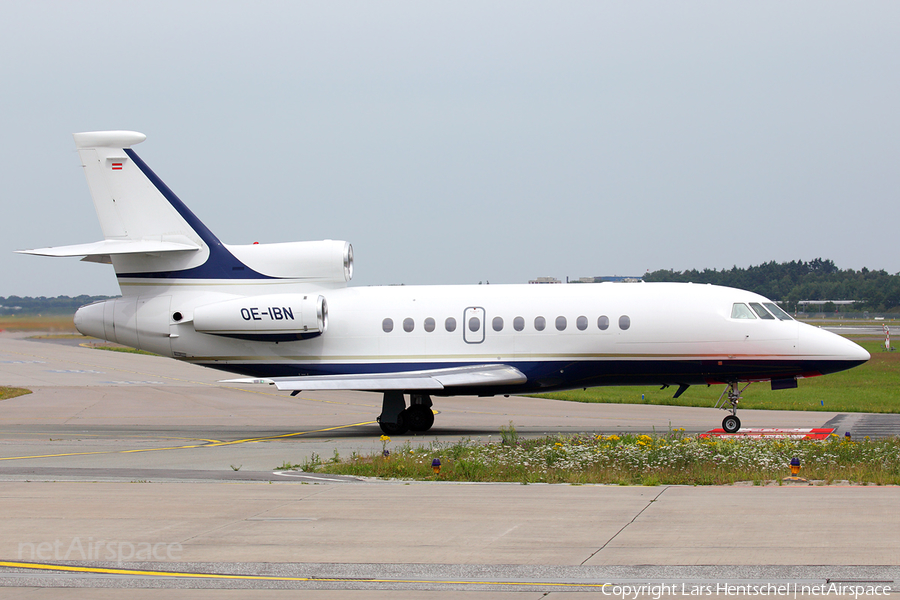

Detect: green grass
89,344,158,356
288,430,900,486
535,342,899,414
0,387,32,401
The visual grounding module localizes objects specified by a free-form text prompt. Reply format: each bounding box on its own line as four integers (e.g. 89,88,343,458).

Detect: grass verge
88,344,158,356
0,387,32,401
0,315,77,332
535,342,899,413
285,427,900,485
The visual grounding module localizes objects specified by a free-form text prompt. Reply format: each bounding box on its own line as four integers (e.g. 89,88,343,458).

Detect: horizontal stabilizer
221,364,527,392
17,239,201,258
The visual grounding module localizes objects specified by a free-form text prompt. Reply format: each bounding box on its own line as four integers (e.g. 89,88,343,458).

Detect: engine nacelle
192,294,327,341
226,240,352,284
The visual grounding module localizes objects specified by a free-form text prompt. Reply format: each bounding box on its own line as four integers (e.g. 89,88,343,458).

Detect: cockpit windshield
749,302,776,319
731,303,756,319
763,302,793,321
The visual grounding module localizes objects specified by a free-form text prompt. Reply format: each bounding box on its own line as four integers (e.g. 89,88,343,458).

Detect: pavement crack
580,485,670,566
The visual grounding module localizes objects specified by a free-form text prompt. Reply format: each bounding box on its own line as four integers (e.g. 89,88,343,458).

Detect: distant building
567,276,642,283
797,300,857,306
594,276,642,283
529,275,642,284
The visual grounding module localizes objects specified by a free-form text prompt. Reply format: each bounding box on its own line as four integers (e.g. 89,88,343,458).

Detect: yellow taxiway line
0,421,375,462
0,560,610,589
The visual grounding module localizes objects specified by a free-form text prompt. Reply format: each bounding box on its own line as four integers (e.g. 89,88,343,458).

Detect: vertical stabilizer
21,131,313,284
76,131,196,243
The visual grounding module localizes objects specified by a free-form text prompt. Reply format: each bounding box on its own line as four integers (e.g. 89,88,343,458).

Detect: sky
2,1,899,297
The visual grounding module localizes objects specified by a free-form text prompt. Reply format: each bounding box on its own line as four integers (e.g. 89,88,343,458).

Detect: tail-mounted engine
226,240,352,284
192,294,327,342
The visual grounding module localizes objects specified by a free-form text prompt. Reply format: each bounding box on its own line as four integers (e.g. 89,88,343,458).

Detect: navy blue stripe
194,358,866,394
118,148,276,280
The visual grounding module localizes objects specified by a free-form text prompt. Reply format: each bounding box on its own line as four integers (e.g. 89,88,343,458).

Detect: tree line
643,259,900,313
5,259,900,315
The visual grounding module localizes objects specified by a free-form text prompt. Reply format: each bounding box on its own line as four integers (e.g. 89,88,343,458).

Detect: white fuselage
74,279,868,395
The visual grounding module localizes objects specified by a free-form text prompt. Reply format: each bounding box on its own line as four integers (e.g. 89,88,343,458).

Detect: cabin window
445,317,457,332
763,302,793,321
556,316,567,331
576,315,588,330
469,316,481,332
619,315,631,330
403,318,415,332
731,303,756,319
534,316,546,331
598,315,609,330
382,318,394,333
513,316,525,331
424,317,436,332
749,302,775,320
492,316,504,332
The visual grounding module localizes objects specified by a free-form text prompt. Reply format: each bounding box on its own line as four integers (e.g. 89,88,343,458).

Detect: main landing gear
714,381,750,433
377,392,435,435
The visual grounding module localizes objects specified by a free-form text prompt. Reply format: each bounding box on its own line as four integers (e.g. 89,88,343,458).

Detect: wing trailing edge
221,364,528,392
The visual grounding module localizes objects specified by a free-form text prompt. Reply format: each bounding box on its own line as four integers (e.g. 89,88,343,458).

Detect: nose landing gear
715,381,749,433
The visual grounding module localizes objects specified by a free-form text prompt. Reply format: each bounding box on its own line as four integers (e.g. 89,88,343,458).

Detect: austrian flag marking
111,162,123,170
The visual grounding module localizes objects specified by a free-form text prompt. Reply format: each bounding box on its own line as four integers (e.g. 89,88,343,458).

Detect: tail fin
20,131,354,287
74,131,206,246
19,131,271,281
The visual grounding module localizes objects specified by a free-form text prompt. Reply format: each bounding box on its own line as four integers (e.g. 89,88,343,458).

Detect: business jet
19,131,870,434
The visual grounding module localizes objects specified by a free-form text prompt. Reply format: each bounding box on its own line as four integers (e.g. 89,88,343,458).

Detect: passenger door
463,307,485,344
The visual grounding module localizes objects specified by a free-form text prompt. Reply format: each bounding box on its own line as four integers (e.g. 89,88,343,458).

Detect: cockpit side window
731,303,756,319
749,302,775,319
763,302,793,321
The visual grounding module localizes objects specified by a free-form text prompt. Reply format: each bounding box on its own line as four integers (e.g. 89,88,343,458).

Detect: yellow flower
380,435,390,443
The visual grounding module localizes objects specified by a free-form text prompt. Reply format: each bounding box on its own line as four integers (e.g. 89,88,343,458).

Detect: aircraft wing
221,364,527,392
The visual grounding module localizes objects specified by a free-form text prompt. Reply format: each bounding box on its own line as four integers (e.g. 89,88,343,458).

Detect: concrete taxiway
0,333,897,597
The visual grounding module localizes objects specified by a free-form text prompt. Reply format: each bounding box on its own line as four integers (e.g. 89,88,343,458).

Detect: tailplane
19,131,353,287
19,131,211,275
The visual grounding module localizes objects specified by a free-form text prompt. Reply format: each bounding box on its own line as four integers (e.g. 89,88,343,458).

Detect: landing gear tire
722,415,741,434
404,405,435,432
379,413,408,435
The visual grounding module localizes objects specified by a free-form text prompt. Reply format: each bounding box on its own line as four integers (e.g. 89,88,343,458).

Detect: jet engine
226,240,352,284
192,294,327,341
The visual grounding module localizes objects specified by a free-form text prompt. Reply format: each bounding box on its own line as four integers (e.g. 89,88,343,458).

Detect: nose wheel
715,381,749,433
722,414,741,434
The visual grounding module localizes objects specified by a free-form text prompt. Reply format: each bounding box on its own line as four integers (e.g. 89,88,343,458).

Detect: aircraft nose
798,324,870,375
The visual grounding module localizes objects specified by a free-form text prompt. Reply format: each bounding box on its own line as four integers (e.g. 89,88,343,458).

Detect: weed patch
294,428,900,486
0,387,31,401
